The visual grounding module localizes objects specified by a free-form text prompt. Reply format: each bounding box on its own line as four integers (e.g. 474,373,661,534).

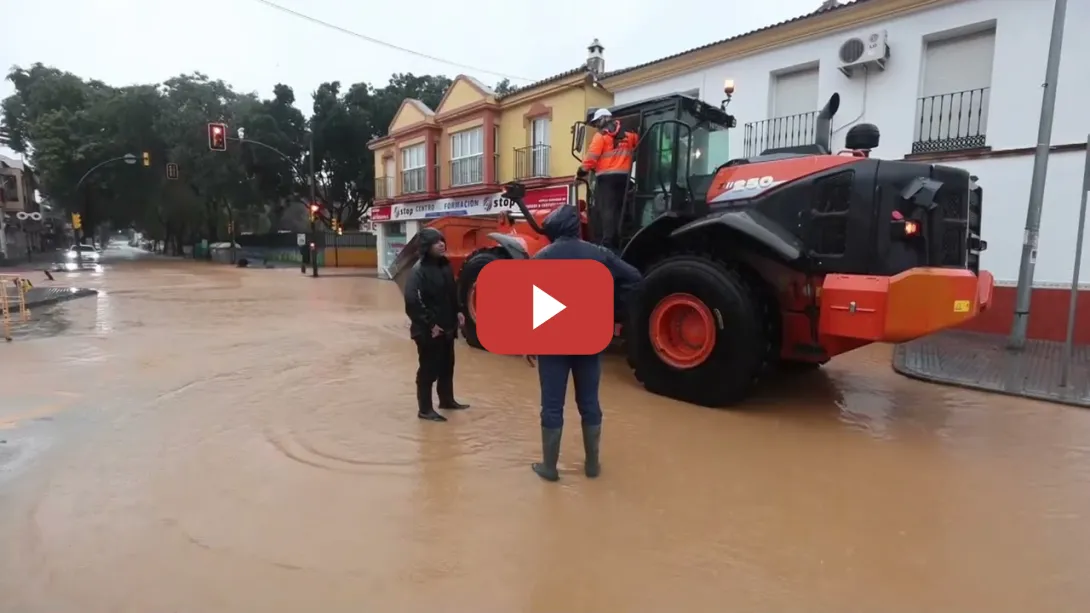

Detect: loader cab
571,93,737,247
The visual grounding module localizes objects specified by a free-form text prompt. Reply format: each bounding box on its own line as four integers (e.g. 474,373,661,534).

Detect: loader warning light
891,211,920,239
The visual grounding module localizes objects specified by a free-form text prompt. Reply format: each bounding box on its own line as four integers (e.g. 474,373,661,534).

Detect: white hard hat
591,108,612,122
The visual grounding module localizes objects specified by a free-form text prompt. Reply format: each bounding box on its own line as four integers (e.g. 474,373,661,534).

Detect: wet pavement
1,246,1089,612
895,330,1090,407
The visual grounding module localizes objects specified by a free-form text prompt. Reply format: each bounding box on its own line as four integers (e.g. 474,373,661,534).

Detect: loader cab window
634,108,680,227
679,117,732,202
635,109,678,195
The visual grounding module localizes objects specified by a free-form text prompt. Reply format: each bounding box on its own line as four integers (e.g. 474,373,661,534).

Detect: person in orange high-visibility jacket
577,108,638,250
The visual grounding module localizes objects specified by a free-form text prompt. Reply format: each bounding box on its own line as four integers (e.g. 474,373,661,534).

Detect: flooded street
2,249,1089,612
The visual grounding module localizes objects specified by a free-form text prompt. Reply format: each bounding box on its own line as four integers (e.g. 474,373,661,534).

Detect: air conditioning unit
838,30,890,77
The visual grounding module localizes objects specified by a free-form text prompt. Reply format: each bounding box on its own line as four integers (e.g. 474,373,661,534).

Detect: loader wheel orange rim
467,284,478,322
650,293,715,369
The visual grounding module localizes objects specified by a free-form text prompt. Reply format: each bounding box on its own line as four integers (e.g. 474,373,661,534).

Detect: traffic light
142,151,150,167
166,162,179,180
309,203,319,222
208,123,227,151
71,213,82,229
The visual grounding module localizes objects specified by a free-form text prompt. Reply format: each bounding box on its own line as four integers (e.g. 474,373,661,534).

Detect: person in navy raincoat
525,205,642,481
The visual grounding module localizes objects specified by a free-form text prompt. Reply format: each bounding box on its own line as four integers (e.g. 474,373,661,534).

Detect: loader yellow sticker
953,300,971,313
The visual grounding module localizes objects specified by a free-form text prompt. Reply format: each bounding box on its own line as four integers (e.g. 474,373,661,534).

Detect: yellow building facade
495,71,613,187
367,53,614,275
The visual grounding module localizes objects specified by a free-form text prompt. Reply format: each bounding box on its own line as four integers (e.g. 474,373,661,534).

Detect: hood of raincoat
541,205,581,242
416,227,445,259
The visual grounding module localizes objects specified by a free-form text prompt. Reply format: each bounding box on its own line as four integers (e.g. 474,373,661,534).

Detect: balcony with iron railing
743,110,825,157
401,167,426,195
374,176,395,200
912,87,990,154
514,145,550,180
450,154,483,187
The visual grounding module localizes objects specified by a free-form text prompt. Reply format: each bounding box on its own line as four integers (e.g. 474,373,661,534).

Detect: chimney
586,38,605,76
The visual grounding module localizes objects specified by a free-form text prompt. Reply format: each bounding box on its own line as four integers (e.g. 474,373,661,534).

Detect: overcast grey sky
2,0,821,128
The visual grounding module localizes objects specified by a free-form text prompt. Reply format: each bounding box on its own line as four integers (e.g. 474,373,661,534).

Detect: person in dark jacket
526,205,642,481
403,228,470,422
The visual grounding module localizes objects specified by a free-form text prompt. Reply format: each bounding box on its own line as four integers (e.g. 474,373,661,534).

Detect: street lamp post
73,153,137,266
1009,0,1069,349
309,130,318,278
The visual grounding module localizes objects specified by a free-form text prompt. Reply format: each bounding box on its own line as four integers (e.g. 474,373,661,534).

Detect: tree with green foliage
1,64,465,251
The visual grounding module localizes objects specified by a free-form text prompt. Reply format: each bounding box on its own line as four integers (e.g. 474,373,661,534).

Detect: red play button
475,259,614,355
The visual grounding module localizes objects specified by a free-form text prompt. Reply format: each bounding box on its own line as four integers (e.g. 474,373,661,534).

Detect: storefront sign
371,205,391,222
375,185,572,223
522,185,570,210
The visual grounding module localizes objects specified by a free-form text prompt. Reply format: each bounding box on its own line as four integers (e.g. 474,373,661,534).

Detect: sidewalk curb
891,332,1090,408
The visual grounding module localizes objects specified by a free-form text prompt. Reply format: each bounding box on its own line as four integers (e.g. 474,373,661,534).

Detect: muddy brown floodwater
1,249,1089,613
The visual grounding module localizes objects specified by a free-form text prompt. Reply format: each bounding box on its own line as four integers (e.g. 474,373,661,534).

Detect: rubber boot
531,427,562,482
582,425,601,478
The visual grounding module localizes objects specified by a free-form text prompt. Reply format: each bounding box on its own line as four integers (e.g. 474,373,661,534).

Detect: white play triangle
532,285,567,330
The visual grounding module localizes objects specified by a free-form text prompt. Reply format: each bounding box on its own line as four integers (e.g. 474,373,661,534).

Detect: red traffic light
208,123,227,151
309,204,320,213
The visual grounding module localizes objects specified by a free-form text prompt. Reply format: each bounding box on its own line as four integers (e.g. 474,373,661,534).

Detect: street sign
296,233,306,247
166,162,179,180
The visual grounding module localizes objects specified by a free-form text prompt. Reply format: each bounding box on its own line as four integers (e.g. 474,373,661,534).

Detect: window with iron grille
450,127,483,186
400,144,426,194
743,65,820,157
914,26,995,154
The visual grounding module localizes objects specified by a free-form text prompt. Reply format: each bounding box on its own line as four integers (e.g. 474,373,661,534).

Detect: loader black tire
458,247,510,350
626,255,767,408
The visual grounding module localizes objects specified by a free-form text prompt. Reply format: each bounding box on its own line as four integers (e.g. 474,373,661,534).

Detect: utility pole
1009,0,1069,349
309,128,319,278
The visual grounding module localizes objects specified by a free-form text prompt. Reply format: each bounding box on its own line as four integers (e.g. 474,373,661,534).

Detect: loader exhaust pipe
814,93,840,153
500,182,546,235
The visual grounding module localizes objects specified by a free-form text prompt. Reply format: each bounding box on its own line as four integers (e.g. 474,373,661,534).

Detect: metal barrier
0,274,30,341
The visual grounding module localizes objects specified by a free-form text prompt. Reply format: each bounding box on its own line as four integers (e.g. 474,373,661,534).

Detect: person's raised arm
601,247,642,293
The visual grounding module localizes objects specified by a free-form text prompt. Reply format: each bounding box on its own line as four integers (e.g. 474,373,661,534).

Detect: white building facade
604,0,1089,341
